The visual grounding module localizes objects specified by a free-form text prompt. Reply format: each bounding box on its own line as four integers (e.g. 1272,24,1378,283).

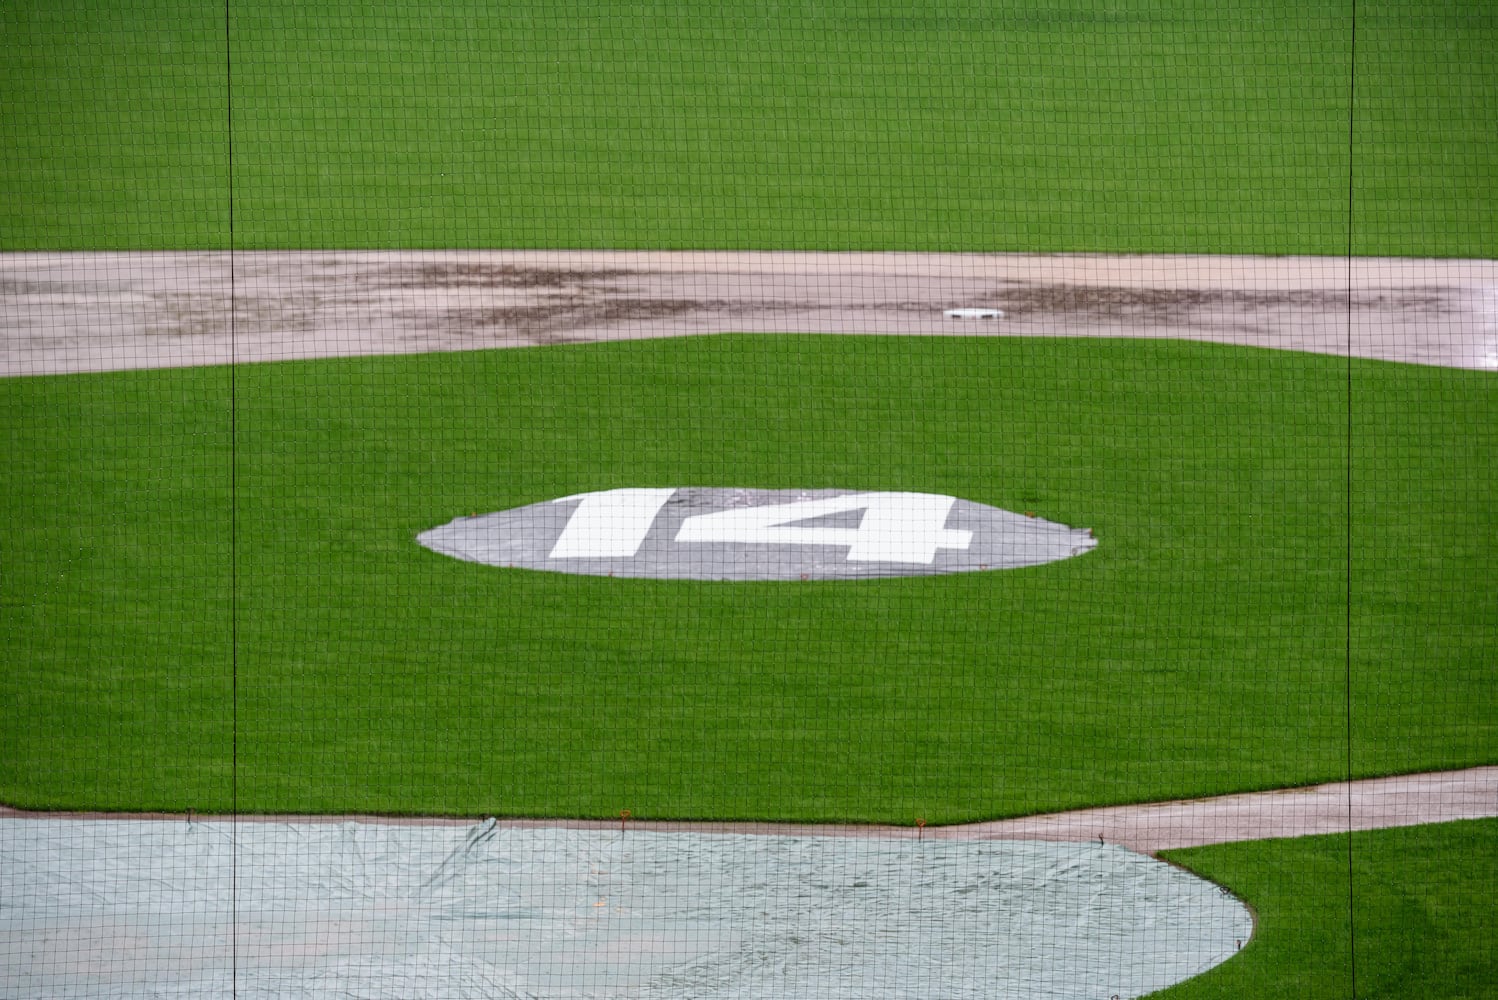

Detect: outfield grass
1157,819,1498,1000
2,1,1493,255
2,335,1492,820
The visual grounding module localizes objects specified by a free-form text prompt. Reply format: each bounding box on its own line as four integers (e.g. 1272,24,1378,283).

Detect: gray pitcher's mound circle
0,819,1249,999
418,488,1097,580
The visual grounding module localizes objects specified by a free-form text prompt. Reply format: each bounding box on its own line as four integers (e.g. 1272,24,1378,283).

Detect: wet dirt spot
981,283,1455,321
373,263,643,291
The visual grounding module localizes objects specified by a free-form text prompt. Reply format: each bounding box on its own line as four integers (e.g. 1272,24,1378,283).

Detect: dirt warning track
3,250,1496,375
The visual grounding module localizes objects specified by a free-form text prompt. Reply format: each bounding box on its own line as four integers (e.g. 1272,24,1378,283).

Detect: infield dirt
3,250,1496,375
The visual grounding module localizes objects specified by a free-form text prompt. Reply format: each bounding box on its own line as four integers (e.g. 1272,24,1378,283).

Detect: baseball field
2,1,1495,996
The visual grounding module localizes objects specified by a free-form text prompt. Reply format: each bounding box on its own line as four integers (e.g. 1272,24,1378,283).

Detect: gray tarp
1,819,1250,998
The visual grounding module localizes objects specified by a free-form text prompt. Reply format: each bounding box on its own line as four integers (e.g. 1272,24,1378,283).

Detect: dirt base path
5,767,1495,854
4,250,1497,375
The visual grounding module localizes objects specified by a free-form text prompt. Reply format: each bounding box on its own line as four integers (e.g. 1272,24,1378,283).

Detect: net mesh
2,1,1493,997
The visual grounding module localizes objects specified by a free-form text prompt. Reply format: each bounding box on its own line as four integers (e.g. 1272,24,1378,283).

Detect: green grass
2,335,1492,819
1157,819,1498,999
2,0,1493,254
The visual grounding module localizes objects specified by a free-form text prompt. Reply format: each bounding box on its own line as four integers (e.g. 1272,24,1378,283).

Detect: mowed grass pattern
2,0,1493,254
3,336,1492,820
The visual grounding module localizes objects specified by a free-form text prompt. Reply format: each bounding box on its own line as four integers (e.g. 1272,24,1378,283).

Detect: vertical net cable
1344,3,1360,995
225,0,239,991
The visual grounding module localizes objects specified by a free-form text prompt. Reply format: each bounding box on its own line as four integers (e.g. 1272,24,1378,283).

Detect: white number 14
549,489,972,564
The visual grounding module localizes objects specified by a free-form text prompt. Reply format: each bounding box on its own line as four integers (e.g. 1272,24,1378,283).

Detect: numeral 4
678,492,971,564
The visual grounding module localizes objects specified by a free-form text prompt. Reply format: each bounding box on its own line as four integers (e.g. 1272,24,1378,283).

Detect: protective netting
2,1,1494,997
